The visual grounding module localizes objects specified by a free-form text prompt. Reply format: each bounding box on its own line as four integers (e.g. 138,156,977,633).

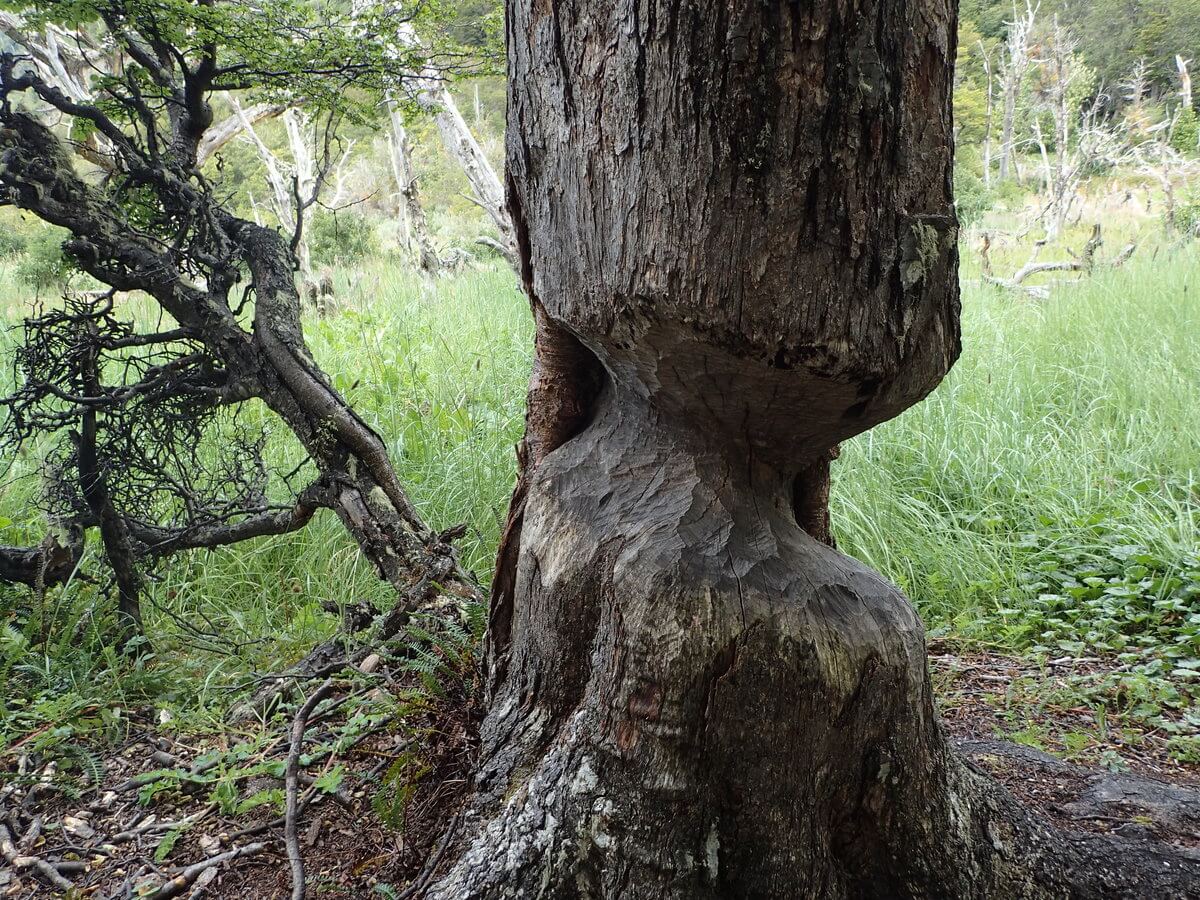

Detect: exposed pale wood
196,103,286,168
386,101,440,275
1178,55,1193,114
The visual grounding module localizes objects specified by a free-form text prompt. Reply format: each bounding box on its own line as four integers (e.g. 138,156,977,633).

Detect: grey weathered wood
387,100,441,275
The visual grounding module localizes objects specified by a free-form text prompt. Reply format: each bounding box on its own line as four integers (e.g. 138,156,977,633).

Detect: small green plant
397,603,486,696
309,210,380,266
1177,188,1200,239
1170,105,1199,155
953,155,996,226
372,748,432,831
0,224,27,258
13,226,74,288
369,606,484,829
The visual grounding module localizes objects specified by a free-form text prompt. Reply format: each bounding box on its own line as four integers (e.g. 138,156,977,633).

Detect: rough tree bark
430,2,1200,897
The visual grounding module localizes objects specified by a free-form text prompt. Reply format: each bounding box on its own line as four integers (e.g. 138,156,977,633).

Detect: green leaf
210,778,240,815
235,788,285,815
313,765,346,795
154,828,182,862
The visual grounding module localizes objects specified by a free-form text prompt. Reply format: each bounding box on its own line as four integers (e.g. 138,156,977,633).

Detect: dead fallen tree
980,224,1137,298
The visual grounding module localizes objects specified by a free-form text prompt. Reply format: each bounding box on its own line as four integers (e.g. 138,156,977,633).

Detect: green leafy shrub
1170,105,1199,155
14,227,74,288
990,525,1200,758
0,224,28,258
954,162,996,227
309,210,379,266
1176,188,1200,238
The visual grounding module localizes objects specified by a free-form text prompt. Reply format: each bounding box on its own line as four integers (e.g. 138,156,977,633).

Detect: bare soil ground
1,647,1196,898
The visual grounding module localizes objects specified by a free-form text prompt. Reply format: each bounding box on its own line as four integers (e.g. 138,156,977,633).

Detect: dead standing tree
1178,55,1193,116
980,39,996,188
427,0,1200,896
1032,16,1082,239
386,98,441,276
0,1,479,641
230,99,358,298
394,22,516,268
1137,139,1199,237
0,11,287,172
997,1,1038,183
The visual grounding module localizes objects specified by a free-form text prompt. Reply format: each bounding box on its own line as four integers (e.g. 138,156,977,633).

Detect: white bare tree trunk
387,101,440,275
1043,17,1077,239
1179,55,1194,113
416,84,515,263
233,102,297,227
282,109,317,278
391,23,515,265
997,2,1037,183
231,100,337,283
197,103,286,168
982,42,995,189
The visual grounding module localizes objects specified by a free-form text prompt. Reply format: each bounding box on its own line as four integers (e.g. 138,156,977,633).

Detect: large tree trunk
431,2,1200,897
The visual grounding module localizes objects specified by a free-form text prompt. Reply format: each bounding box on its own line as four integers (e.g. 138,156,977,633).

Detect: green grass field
1,236,1198,762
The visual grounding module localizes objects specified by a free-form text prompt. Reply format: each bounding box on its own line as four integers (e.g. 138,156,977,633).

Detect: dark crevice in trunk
792,443,840,547
486,175,606,692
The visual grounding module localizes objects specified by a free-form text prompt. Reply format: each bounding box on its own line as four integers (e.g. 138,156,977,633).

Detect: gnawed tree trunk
430,2,1200,896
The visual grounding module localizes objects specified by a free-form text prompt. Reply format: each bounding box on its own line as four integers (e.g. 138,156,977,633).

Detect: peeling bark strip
432,2,1200,897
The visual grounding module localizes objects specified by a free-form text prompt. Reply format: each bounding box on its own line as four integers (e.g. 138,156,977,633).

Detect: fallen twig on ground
286,678,335,900
0,818,75,891
143,841,267,900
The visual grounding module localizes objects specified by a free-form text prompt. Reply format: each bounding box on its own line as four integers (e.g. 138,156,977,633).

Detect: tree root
958,738,1200,841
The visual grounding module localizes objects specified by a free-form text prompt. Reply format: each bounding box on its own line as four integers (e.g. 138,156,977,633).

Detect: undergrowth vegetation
1,234,1198,786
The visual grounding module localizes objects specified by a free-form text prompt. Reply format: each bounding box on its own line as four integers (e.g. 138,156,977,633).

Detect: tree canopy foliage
962,0,1200,100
